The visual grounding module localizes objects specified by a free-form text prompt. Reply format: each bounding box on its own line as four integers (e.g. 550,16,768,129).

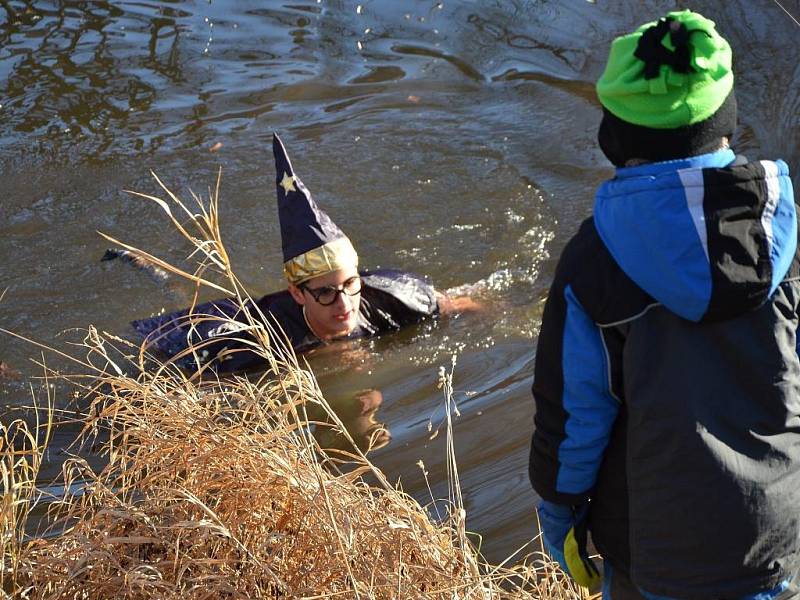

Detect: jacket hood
594,149,796,322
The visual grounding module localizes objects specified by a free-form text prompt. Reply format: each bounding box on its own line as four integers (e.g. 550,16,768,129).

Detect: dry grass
0,171,595,599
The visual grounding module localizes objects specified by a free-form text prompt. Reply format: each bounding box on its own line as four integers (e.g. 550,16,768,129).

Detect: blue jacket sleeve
529,261,621,504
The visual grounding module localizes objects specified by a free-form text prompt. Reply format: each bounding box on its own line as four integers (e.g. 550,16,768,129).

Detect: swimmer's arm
435,291,483,315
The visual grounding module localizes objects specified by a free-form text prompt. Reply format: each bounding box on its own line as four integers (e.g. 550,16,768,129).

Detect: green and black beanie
596,10,736,167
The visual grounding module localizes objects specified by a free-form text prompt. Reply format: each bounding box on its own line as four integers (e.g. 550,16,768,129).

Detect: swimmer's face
288,267,362,339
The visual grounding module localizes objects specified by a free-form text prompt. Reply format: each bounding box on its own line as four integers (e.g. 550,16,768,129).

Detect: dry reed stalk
1,355,54,599
0,172,596,599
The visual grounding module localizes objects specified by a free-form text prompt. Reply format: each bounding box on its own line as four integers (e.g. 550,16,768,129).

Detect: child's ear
288,283,306,305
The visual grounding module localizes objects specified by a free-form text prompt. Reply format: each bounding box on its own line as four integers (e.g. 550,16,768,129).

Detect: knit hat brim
597,90,737,167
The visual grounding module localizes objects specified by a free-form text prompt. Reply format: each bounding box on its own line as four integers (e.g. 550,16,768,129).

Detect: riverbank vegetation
1,174,595,598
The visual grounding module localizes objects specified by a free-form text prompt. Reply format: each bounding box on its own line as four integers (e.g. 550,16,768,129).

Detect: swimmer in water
129,134,479,373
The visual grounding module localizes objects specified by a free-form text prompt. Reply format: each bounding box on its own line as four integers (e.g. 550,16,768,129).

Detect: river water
1,0,798,563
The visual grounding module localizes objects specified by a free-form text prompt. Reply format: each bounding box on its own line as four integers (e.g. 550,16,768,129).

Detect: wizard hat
273,133,358,284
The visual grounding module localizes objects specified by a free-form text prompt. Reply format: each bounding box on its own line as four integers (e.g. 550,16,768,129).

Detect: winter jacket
529,148,800,599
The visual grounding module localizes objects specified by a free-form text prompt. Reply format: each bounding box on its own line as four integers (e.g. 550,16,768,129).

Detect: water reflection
0,1,285,158
2,2,162,155
312,388,391,455
0,360,21,381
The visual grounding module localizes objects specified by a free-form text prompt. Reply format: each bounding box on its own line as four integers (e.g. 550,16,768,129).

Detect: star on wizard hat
272,133,358,284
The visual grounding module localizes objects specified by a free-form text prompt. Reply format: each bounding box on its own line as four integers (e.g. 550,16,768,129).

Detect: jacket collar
613,148,736,179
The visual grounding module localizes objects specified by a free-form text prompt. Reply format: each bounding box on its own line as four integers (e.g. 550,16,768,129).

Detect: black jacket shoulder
556,218,654,326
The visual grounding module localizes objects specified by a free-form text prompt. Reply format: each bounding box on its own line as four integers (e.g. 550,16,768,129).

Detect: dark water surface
1,0,798,562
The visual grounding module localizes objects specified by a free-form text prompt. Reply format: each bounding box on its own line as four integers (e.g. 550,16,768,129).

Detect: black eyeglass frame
301,276,362,306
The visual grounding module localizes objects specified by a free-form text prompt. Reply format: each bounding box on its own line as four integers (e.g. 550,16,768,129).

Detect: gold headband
283,237,359,285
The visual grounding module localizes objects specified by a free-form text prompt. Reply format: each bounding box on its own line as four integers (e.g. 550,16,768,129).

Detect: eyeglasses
302,276,362,306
